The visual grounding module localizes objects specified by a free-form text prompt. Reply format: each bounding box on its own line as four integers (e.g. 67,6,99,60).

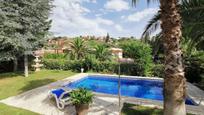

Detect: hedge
42,59,149,76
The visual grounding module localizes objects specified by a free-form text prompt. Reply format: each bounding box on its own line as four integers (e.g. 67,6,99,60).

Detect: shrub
92,61,117,73
152,64,165,78
43,59,65,70
69,60,84,72
70,88,93,105
184,51,204,83
42,58,154,76
93,44,111,61
82,55,97,71
43,53,67,60
119,40,154,76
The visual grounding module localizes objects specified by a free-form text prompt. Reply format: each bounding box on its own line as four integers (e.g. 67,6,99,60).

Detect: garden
0,0,204,115
41,37,204,90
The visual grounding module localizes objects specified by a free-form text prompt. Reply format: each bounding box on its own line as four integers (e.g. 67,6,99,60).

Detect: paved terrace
0,73,204,115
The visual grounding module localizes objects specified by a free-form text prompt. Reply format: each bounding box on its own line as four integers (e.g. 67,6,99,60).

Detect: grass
0,70,76,100
0,103,39,115
0,70,76,114
121,103,163,115
121,103,194,115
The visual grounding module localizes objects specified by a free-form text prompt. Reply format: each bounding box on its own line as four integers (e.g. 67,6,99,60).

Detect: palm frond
141,13,160,39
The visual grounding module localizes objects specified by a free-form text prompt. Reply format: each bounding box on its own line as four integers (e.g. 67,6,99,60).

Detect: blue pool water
65,75,196,105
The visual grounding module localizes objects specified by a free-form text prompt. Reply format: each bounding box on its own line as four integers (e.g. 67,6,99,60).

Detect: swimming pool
65,75,196,105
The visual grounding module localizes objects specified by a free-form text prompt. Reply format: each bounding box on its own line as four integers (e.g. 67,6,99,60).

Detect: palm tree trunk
160,0,186,115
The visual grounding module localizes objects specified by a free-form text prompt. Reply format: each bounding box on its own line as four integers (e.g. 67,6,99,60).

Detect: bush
70,88,93,105
152,64,165,78
42,58,152,76
92,61,117,73
184,51,204,83
119,40,154,76
43,53,68,60
43,59,65,70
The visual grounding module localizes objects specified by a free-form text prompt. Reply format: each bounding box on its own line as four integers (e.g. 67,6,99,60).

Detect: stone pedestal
32,56,43,72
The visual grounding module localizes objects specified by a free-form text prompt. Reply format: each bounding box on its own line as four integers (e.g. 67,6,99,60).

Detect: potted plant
70,88,94,115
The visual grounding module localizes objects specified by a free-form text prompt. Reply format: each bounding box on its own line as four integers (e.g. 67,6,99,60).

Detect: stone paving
1,73,204,115
0,74,120,115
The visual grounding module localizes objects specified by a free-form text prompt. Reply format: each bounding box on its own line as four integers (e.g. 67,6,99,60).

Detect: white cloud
127,8,158,22
121,15,125,19
115,24,123,32
104,0,129,12
95,13,103,17
49,0,160,38
96,17,114,26
50,0,113,37
89,0,97,3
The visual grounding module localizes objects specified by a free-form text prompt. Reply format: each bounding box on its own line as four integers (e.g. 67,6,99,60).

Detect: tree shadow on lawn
0,72,24,79
0,71,36,79
121,103,163,115
20,79,56,93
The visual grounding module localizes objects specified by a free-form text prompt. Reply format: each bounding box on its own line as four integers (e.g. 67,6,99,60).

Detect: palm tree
141,0,204,55
132,0,186,115
94,44,111,61
69,37,87,60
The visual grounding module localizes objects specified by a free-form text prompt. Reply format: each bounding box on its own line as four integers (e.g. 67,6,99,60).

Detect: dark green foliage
0,61,13,73
150,49,204,81
70,88,93,105
184,51,204,83
0,0,52,61
119,40,154,76
91,61,117,73
152,64,165,78
43,59,65,70
69,37,87,60
43,53,68,60
142,0,204,53
105,33,110,43
93,44,111,61
83,55,97,71
42,58,151,76
43,59,87,72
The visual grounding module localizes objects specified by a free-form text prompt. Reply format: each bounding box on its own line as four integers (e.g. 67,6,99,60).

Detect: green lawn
0,70,76,115
121,103,163,115
0,103,39,115
121,103,194,115
0,70,76,100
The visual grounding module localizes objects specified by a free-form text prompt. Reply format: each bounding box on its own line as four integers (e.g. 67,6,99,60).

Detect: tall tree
132,0,186,115
0,0,52,75
0,0,23,71
105,33,110,43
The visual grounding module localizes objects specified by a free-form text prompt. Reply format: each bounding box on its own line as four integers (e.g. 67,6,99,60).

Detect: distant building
110,48,134,63
110,48,123,59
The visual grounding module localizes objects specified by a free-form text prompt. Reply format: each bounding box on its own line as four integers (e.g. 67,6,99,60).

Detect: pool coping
88,73,204,105
94,92,204,115
64,73,204,114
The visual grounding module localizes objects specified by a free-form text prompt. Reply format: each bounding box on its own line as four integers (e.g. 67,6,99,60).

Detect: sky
49,0,160,38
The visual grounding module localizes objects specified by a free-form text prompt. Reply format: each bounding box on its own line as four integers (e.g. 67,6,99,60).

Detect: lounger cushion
51,89,65,98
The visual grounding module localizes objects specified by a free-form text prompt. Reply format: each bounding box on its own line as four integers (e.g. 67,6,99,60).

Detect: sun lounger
48,87,72,110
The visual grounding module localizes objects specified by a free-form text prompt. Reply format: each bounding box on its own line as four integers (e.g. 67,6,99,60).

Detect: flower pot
75,104,89,115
